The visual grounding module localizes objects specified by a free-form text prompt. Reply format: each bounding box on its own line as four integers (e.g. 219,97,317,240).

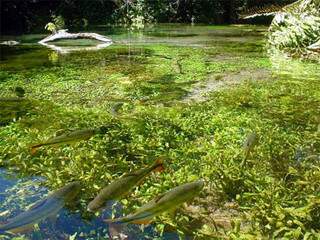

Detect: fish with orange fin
87,159,164,213
104,180,204,225
30,126,110,154
0,182,80,234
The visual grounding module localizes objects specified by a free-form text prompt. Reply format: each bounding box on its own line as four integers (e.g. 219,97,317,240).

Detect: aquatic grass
0,26,320,238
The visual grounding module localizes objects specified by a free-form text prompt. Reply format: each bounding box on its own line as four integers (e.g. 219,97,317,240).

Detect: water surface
1,24,319,239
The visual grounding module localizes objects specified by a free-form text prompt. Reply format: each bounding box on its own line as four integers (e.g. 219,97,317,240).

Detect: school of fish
1,87,262,237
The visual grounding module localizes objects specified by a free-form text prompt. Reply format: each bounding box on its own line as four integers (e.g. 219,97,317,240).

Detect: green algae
0,25,319,239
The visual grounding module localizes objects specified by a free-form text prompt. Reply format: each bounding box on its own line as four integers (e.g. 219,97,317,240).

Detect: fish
104,180,204,225
30,126,109,154
0,182,80,234
87,159,164,212
243,132,258,160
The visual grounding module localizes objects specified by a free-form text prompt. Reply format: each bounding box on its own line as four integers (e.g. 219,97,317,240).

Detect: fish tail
31,145,41,155
152,158,165,172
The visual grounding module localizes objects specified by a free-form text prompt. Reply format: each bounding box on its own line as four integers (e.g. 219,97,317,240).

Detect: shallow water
0,24,266,71
0,24,319,239
0,169,182,239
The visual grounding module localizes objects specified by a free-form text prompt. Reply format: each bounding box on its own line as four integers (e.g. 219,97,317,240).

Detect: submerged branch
38,29,112,54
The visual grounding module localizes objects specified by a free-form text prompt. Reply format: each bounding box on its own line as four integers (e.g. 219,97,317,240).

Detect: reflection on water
42,42,113,54
0,45,54,71
0,24,266,71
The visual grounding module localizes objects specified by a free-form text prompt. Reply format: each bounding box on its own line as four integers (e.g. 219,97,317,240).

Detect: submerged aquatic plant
0,26,319,239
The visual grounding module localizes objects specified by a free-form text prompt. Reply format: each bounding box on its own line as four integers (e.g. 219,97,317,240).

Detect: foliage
44,22,56,33
52,14,65,30
268,0,320,59
111,0,155,29
1,0,253,33
44,15,65,33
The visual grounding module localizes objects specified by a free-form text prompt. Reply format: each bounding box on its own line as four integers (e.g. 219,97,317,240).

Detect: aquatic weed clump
268,0,320,59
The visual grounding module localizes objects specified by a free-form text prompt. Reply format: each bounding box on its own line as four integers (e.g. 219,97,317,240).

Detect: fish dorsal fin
122,172,139,177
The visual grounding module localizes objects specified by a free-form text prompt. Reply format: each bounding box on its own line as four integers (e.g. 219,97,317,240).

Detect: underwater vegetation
0,25,319,239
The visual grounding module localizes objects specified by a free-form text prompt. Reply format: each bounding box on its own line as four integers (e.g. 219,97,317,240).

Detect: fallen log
38,29,112,53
